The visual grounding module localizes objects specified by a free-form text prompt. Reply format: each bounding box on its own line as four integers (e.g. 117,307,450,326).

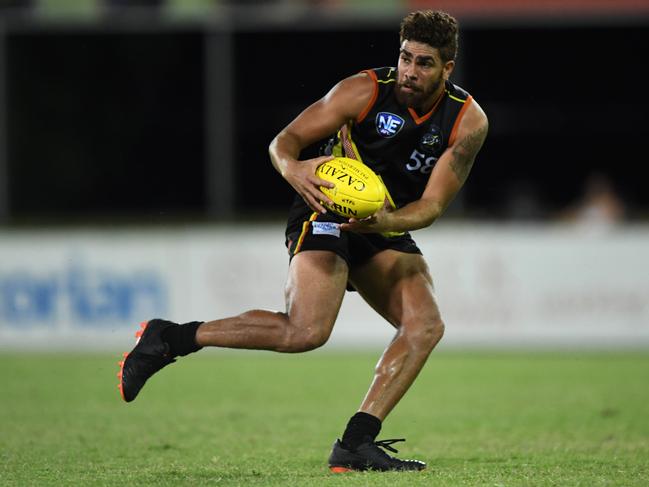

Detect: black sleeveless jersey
328,66,473,210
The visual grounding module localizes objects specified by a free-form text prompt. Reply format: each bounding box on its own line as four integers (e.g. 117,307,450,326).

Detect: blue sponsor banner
0,260,167,328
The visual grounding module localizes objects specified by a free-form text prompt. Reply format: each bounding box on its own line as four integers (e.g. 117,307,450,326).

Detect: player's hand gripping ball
316,157,386,219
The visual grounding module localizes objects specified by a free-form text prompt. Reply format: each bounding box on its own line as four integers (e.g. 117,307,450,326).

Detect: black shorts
285,200,422,269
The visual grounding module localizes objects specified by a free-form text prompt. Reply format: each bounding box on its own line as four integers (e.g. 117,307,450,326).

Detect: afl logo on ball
376,112,405,138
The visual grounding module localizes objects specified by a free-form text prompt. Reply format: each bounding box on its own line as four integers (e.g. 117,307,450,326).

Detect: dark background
5,20,649,223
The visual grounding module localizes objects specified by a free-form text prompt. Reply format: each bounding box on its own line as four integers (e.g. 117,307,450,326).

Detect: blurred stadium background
0,0,648,350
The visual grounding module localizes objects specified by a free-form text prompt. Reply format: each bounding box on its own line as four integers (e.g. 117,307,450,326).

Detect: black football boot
118,319,178,402
328,438,426,473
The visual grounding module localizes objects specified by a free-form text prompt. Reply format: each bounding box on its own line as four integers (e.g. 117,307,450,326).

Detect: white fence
1,222,648,350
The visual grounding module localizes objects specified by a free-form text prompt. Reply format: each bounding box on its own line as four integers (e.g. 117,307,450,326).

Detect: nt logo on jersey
375,112,404,138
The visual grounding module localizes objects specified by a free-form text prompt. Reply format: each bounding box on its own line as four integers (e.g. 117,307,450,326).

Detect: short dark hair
399,10,459,63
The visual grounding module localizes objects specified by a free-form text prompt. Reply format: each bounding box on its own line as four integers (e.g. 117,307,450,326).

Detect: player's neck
413,85,446,116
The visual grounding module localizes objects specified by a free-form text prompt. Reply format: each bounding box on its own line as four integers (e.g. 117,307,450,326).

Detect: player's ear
443,60,455,80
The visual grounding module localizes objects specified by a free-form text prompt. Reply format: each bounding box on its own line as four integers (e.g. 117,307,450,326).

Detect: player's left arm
342,100,488,233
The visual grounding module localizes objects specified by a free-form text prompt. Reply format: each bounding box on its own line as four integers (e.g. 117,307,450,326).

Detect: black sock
162,321,203,357
341,412,382,451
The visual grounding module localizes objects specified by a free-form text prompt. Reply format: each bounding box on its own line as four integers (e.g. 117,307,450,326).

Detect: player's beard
396,75,444,112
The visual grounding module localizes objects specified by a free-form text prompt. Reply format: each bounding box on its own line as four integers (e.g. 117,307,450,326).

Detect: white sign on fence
1,223,647,349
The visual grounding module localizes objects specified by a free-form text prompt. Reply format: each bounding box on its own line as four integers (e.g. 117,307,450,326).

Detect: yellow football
316,157,386,219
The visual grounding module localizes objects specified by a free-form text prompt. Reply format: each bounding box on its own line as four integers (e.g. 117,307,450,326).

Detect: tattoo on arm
450,123,488,184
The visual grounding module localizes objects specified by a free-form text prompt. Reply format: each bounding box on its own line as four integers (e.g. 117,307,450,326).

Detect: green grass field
1,350,648,486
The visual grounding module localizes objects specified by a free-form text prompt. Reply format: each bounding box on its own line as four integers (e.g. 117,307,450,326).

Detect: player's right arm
269,73,375,214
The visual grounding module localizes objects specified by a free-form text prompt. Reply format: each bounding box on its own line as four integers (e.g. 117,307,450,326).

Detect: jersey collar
407,89,446,125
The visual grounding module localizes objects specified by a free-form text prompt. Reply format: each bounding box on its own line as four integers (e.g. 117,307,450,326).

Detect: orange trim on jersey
448,96,474,146
293,212,318,254
407,89,446,125
356,70,379,123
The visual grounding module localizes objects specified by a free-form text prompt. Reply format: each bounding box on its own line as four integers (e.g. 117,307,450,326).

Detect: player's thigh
285,250,349,331
349,250,441,329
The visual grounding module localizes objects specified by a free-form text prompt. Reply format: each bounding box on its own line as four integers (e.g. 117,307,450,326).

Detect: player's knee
279,322,331,352
406,317,445,353
430,318,445,342
297,328,330,351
